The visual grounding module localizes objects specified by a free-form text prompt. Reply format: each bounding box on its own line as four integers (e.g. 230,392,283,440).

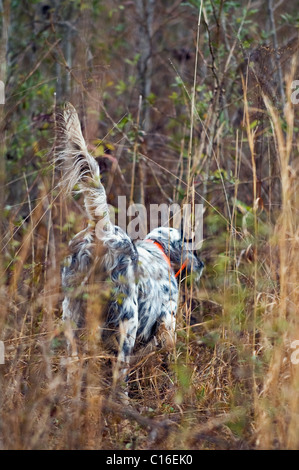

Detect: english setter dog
57,103,204,383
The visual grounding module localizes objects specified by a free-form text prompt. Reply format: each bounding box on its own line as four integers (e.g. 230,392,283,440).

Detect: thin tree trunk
0,0,9,235
268,0,285,106
0,0,10,369
136,0,154,133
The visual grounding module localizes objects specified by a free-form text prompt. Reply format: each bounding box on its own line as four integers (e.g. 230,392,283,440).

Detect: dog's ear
62,102,88,154
180,224,193,243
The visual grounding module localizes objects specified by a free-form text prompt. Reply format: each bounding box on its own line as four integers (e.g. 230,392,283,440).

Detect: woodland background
0,0,299,450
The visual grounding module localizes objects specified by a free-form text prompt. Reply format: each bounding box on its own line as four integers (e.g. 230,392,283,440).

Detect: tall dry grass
0,43,299,449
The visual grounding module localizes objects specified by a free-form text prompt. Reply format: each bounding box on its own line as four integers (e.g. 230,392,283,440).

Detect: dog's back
57,103,204,382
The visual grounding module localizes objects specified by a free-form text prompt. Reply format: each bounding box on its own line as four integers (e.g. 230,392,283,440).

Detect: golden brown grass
1,58,299,450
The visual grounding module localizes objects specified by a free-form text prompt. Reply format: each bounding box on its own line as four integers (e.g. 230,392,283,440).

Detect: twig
102,397,176,438
129,95,142,206
268,0,285,105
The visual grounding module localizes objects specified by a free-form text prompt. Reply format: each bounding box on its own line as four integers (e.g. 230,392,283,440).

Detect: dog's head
144,227,204,281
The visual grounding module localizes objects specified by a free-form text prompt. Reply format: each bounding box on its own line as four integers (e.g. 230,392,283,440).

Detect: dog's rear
57,103,139,376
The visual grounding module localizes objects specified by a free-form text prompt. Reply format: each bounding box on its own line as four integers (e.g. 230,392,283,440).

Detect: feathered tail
56,102,111,232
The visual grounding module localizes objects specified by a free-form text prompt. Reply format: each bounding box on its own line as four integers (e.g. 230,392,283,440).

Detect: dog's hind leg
158,300,177,349
112,301,139,392
61,317,81,385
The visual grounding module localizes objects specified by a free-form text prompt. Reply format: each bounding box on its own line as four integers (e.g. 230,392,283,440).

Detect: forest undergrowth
0,0,299,450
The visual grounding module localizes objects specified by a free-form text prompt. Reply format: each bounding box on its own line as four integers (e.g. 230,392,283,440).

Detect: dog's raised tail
56,102,111,231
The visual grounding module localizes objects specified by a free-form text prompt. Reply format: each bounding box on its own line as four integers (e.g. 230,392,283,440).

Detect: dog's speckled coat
58,103,204,378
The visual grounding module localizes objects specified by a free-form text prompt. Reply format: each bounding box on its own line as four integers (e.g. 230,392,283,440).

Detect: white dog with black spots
57,103,204,384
